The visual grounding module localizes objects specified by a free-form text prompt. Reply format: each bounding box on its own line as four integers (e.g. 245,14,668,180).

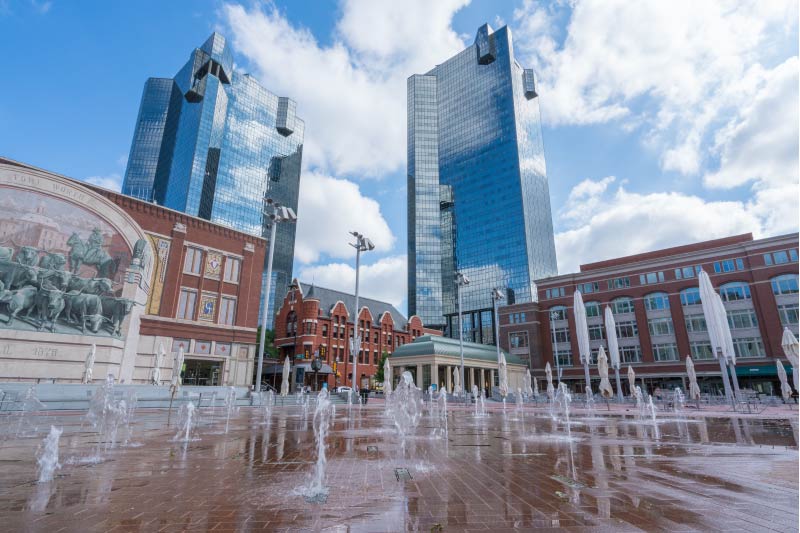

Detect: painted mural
0,188,144,338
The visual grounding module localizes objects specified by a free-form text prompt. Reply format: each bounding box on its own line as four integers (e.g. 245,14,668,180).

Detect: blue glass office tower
408,24,557,343
123,33,303,326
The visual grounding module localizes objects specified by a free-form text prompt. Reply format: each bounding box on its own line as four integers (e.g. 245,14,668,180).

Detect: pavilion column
416,364,424,389
432,362,439,391
480,368,485,392
446,365,452,392
469,367,475,391
490,369,495,394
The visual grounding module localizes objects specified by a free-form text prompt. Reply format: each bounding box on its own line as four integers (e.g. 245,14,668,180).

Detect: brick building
272,281,440,391
498,233,799,395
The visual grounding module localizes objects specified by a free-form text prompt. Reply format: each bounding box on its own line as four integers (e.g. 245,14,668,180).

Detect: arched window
680,287,702,306
772,274,799,295
719,282,751,302
286,310,297,335
584,301,600,318
644,292,670,311
610,297,634,314
549,305,567,321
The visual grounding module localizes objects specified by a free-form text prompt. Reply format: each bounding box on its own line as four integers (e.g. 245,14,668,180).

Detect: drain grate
550,474,585,489
305,493,328,504
366,445,378,453
394,468,412,481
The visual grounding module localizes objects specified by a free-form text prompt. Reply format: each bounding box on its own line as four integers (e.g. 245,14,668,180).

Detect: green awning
735,363,792,377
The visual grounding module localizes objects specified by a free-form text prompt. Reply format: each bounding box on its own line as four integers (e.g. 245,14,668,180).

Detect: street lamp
455,272,470,400
349,231,375,398
550,311,563,385
255,198,297,392
492,288,504,393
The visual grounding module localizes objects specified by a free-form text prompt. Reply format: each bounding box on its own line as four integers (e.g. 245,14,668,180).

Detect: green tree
374,350,390,383
256,327,280,360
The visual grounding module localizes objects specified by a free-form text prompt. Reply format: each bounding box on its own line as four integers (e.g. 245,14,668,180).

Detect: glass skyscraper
123,33,303,326
407,24,557,343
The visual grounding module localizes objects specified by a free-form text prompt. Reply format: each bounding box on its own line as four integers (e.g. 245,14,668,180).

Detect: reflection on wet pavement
0,405,797,532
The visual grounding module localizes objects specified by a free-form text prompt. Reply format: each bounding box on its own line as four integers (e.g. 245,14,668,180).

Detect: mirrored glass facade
407,24,557,342
123,33,304,326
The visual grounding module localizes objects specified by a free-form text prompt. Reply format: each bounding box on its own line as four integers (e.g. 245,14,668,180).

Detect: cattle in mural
35,287,65,332
101,297,139,337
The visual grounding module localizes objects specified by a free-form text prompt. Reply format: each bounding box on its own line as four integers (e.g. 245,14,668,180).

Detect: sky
1,0,798,316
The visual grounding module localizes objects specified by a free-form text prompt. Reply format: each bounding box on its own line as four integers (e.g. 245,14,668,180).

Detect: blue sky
1,1,797,313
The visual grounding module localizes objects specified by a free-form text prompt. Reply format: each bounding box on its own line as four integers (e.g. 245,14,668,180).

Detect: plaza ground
0,400,797,532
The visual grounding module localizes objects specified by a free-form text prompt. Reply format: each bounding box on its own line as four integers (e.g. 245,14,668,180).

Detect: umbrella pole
718,356,734,408
167,386,176,427
583,361,591,396
614,368,623,403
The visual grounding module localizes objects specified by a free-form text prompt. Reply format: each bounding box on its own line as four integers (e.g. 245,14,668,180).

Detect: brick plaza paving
0,401,797,532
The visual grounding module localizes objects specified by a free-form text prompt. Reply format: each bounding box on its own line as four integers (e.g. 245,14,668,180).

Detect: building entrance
183,359,222,386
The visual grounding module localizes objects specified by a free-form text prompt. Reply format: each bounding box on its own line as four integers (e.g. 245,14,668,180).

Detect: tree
374,351,390,383
256,327,280,360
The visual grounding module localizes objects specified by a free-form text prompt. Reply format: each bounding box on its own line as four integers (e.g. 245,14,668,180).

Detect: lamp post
492,288,504,393
255,198,297,391
349,231,375,398
311,351,322,392
550,311,563,385
455,272,470,400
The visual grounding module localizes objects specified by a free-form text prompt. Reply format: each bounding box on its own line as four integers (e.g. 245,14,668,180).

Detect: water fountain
646,395,657,424
86,373,133,451
386,371,423,439
430,387,448,439
13,386,45,437
346,389,353,409
633,386,645,419
223,387,237,434
36,426,62,483
555,383,573,439
472,385,480,417
262,390,275,424
584,386,596,412
478,389,486,417
300,388,334,502
174,402,198,442
673,388,685,416
516,387,524,413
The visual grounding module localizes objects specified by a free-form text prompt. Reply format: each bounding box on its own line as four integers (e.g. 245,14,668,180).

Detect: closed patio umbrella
777,360,792,402
82,344,96,384
498,351,509,399
533,376,539,398
782,327,799,392
452,366,461,395
604,306,623,402
597,346,614,400
686,355,701,401
383,358,392,394
280,356,291,397
545,362,554,400
574,290,592,395
523,368,533,397
151,342,165,386
627,365,636,398
698,270,734,403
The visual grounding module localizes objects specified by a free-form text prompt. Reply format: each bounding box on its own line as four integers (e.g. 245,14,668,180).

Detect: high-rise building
123,33,303,325
407,24,558,343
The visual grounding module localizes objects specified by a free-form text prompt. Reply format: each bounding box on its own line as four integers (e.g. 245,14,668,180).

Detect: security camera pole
255,198,297,392
455,272,470,401
349,231,374,399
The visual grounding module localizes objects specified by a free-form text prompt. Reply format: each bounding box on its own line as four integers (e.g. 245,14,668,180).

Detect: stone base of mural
0,331,126,383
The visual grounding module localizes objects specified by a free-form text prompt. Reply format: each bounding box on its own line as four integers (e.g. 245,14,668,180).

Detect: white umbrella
604,306,623,402
545,362,554,400
524,368,533,396
383,358,392,394
776,360,792,402
82,344,96,384
627,365,636,397
597,346,614,399
498,351,509,398
573,290,592,394
280,356,290,397
686,356,701,400
698,270,734,402
533,376,539,397
171,346,184,388
452,366,461,394
782,327,799,392
151,342,164,385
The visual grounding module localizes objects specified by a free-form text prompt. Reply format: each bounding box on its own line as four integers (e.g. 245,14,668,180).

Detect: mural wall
0,188,145,338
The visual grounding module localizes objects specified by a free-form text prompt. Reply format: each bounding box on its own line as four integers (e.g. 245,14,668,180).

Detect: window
773,251,789,264
684,314,708,333
648,317,674,336
555,349,572,367
509,332,529,348
509,312,527,324
553,327,570,343
585,301,600,317
764,249,798,265
680,288,702,306
322,324,328,337
219,297,236,325
549,306,567,321
184,247,203,274
778,304,799,326
713,258,744,273
690,342,714,360
286,311,297,336
719,282,751,302
616,321,638,338
644,292,670,311
674,265,702,279
578,282,599,294
545,287,566,299
607,277,630,290
653,343,679,362
177,289,197,320
727,309,758,329
639,271,665,285
771,274,799,295
374,331,379,343
764,253,773,266
223,257,241,283
611,297,634,314
620,346,642,363
733,338,765,358
588,324,605,341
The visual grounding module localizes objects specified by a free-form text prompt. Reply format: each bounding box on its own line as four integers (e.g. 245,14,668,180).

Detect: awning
736,364,792,377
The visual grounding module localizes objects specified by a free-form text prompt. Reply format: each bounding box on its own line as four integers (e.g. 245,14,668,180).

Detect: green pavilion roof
390,335,526,365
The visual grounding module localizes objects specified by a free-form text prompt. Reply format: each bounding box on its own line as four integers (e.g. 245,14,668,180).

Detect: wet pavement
0,403,797,532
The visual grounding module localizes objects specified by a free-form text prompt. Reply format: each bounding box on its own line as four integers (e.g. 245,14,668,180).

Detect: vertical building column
480,368,485,391
237,242,256,327
446,365,452,392
161,222,187,318
490,369,495,392
432,362,439,390
416,363,424,389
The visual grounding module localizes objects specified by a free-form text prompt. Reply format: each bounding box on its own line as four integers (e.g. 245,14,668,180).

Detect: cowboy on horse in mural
67,228,120,279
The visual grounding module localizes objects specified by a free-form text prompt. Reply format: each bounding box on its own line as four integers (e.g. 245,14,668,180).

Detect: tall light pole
492,288,504,393
349,231,374,396
550,311,563,385
455,272,470,400
255,198,297,391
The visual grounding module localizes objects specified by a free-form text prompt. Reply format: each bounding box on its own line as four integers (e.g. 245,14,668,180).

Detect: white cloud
83,173,122,192
297,255,407,310
222,0,468,178
294,172,394,264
